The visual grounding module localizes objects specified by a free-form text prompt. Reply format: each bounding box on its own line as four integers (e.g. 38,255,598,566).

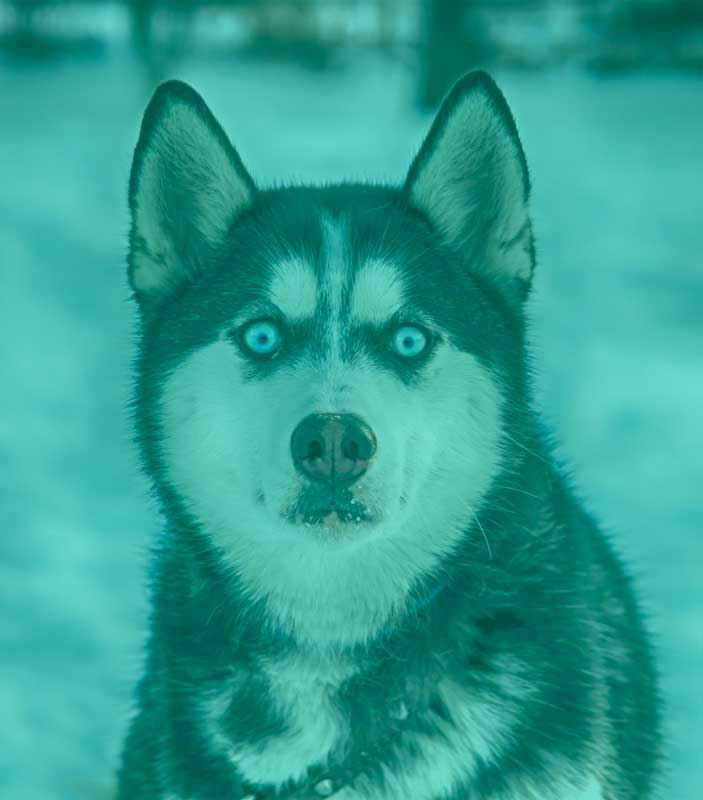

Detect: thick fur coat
117,72,661,800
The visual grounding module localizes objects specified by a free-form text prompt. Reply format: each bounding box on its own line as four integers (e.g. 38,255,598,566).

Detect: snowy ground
0,50,701,799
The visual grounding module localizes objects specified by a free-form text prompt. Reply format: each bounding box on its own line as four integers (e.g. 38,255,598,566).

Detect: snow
0,51,701,799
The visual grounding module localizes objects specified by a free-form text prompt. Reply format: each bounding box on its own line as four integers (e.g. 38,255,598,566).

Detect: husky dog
117,72,661,800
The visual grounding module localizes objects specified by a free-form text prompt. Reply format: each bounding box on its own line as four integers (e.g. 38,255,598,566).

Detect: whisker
470,507,493,561
501,430,552,467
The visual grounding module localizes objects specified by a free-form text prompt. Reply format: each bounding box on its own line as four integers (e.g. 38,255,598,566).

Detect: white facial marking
159,333,504,650
350,259,405,324
268,258,318,320
320,214,348,361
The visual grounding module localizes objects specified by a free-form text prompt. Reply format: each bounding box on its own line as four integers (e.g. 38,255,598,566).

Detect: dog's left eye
391,326,428,358
240,320,283,357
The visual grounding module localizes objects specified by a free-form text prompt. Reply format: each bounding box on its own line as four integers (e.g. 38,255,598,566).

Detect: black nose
291,413,377,486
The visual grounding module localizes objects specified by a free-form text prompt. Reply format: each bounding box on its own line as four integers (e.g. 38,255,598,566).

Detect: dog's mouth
285,489,374,529
296,504,372,528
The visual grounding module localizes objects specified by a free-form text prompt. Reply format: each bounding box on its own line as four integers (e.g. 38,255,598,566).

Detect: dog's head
128,73,534,646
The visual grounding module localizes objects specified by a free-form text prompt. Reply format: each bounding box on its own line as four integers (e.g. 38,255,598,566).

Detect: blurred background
0,1,701,798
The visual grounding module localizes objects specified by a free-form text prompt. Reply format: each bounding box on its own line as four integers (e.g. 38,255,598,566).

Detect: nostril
344,420,376,463
308,440,323,461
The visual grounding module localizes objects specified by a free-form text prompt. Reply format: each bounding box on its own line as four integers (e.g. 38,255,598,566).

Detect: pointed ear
404,71,533,302
128,80,255,308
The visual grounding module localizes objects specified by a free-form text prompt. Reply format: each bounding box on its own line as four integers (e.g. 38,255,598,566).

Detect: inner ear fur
404,71,534,301
128,80,255,307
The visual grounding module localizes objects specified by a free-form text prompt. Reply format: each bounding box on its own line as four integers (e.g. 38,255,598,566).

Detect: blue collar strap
408,569,454,616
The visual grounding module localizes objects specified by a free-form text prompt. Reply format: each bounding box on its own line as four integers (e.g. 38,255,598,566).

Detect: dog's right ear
128,80,255,309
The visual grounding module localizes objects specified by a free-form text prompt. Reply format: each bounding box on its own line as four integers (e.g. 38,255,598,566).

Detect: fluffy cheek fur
157,335,503,646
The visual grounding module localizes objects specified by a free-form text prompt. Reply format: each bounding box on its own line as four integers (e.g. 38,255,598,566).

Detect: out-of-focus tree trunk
586,0,703,72
242,0,331,69
6,1,45,52
128,0,155,78
418,0,492,109
127,0,197,87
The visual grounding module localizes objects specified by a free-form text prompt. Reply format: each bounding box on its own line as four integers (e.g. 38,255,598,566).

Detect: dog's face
128,74,533,645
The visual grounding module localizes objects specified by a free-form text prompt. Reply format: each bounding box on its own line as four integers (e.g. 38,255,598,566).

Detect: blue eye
241,320,282,356
392,326,428,358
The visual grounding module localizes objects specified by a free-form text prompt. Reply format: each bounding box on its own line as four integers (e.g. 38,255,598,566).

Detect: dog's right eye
238,319,283,358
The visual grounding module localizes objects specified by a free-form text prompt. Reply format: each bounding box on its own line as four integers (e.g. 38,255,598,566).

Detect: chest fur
202,650,357,788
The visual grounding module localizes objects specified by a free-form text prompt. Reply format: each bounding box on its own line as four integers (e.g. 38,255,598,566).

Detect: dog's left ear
404,71,533,302
128,80,255,309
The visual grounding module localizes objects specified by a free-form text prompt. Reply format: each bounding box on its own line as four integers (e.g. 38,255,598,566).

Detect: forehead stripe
268,258,318,320
350,259,405,324
321,215,349,359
